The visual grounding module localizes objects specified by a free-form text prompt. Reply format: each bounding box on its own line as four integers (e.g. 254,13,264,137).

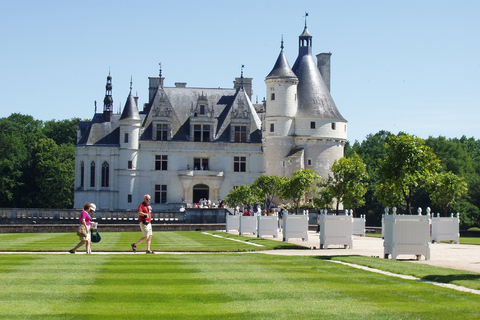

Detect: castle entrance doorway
193,184,209,204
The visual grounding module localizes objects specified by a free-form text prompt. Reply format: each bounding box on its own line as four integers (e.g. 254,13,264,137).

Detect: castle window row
79,161,110,189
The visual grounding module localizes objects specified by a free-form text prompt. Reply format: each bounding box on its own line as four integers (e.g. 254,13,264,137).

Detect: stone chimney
316,53,331,92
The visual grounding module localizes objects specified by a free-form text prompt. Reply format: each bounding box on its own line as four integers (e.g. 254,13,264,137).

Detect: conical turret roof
266,48,297,80
120,91,140,121
292,28,346,121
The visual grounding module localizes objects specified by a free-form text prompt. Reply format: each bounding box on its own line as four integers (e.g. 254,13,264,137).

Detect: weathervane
304,12,309,28
159,62,162,77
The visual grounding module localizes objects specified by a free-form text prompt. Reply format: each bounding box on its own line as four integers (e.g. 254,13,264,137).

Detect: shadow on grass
423,274,480,283
272,244,309,250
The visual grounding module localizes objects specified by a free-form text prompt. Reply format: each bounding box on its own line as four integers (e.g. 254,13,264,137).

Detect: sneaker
131,243,137,253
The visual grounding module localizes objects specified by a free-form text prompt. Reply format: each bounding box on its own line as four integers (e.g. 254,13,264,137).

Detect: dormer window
193,124,210,142
155,123,169,141
234,125,247,142
199,105,205,114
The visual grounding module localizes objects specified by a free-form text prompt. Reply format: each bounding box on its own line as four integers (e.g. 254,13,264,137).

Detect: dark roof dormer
191,92,213,118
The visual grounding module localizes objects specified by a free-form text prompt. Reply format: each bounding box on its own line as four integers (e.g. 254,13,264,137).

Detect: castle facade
74,25,347,210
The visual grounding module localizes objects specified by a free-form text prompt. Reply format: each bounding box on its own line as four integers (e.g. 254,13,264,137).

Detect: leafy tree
251,175,286,209
0,113,77,208
29,138,75,208
346,130,394,225
321,153,369,215
43,118,79,145
426,171,468,216
0,121,27,206
425,136,476,176
376,134,441,214
280,169,318,214
313,181,334,210
224,185,258,209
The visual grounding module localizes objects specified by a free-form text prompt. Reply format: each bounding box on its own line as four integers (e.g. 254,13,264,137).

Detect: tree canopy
376,134,441,214
0,113,78,209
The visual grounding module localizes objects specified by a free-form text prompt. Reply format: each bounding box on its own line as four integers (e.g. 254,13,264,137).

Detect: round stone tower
263,40,299,177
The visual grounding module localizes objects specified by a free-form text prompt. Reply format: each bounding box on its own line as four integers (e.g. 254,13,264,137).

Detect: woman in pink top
69,202,96,254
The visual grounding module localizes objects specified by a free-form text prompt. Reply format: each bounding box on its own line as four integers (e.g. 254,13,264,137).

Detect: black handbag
91,231,101,243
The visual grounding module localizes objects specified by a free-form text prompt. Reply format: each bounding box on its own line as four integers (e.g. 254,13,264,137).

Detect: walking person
131,194,154,254
69,202,96,254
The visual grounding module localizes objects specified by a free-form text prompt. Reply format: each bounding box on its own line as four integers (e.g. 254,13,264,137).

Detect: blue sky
1,0,478,143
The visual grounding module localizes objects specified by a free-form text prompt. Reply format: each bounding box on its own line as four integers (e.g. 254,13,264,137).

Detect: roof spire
159,62,162,77
281,35,284,50
129,76,133,93
240,64,244,88
304,12,309,28
103,71,113,121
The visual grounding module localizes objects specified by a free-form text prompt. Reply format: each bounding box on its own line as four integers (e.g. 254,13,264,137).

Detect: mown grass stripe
1,254,480,319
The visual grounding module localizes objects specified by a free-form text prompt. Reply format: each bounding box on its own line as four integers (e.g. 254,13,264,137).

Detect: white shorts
140,223,152,237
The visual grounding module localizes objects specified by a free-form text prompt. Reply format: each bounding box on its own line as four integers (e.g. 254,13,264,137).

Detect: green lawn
1,231,480,319
1,253,479,319
0,231,306,252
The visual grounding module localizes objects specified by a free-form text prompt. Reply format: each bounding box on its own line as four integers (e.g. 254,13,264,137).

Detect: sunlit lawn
0,231,306,252
1,253,480,320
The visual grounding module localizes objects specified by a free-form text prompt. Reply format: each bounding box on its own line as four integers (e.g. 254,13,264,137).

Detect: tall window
271,93,275,100
331,122,336,130
193,124,210,142
234,125,247,142
127,194,132,203
270,123,274,133
124,133,129,143
101,161,109,187
156,123,168,141
80,161,84,188
155,155,168,170
310,121,316,129
90,161,95,187
234,156,246,172
199,105,205,114
155,184,167,203
127,160,133,169
194,158,209,170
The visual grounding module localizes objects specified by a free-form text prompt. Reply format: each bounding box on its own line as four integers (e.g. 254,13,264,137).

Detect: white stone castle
74,24,347,210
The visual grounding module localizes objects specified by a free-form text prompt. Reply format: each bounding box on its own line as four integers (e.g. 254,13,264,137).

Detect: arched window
80,161,85,188
90,161,95,187
101,161,109,188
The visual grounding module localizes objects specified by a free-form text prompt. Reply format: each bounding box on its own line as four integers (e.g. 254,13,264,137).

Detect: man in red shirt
131,194,154,253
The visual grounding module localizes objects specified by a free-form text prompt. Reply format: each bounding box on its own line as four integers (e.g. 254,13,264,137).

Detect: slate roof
120,92,141,121
266,49,298,80
292,28,346,121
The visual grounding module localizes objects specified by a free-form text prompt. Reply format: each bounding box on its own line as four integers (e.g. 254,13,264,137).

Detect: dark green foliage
350,131,480,228
0,113,77,208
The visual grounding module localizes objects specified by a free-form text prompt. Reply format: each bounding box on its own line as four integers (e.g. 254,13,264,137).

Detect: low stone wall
0,224,226,233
